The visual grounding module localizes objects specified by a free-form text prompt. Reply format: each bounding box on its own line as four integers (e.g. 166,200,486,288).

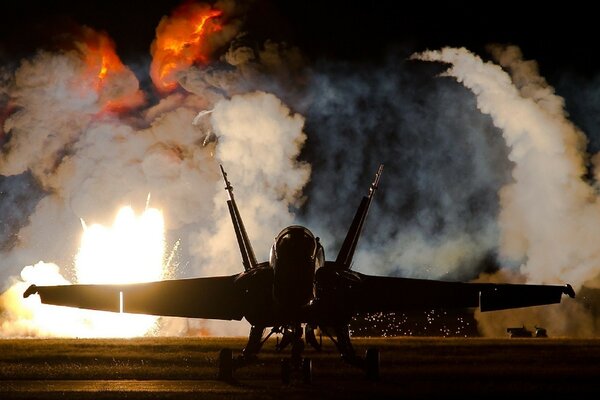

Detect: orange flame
80,29,126,89
78,28,144,112
150,3,223,92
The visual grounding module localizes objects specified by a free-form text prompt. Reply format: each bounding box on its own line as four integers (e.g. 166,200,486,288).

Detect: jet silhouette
24,164,575,383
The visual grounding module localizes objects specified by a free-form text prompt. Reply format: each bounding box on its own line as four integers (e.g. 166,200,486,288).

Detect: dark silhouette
24,164,575,383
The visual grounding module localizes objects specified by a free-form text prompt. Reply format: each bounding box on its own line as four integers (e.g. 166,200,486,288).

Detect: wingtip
23,284,38,298
564,284,576,298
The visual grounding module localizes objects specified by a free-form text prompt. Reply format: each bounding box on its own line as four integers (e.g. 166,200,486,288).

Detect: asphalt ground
0,336,598,398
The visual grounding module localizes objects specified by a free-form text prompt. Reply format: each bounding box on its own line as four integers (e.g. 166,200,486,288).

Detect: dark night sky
0,0,596,77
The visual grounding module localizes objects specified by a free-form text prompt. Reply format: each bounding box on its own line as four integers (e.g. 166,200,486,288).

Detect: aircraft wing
23,275,245,320
348,272,575,313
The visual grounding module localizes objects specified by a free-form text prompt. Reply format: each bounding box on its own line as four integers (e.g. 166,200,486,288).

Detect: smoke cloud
299,58,510,281
0,14,311,336
414,46,600,336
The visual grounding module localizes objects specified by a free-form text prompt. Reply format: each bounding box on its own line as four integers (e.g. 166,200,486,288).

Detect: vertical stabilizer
335,164,384,270
220,165,258,271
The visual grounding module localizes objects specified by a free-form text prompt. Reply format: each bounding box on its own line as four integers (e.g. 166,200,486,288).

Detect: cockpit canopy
269,225,324,269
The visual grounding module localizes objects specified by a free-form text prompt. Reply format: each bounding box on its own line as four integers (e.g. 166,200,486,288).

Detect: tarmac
1,337,598,399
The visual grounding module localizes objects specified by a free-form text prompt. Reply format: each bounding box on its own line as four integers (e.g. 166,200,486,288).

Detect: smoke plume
0,10,309,336
413,46,599,336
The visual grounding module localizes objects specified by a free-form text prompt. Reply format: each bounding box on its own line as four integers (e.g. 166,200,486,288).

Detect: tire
218,348,233,381
302,357,312,384
281,357,292,385
365,347,380,381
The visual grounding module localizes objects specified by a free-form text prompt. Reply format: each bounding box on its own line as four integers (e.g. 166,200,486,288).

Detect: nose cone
272,226,317,308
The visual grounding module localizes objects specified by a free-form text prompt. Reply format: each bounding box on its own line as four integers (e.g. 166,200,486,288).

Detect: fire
78,27,145,112
150,2,223,92
5,206,167,338
80,28,126,89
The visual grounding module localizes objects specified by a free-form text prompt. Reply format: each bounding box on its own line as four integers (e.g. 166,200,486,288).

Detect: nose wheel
281,356,312,384
277,324,315,384
281,357,291,384
365,347,380,381
302,357,312,383
218,348,233,381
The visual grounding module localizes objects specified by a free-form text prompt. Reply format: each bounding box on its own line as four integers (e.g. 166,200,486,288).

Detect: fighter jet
23,164,575,383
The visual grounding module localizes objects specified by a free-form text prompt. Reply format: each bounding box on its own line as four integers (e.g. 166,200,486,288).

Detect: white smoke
190,91,309,277
1,262,70,337
413,46,599,336
354,224,498,279
0,27,310,337
299,58,511,282
1,51,100,179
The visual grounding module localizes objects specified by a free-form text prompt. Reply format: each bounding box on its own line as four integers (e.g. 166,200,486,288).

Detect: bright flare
76,206,165,284
3,206,167,338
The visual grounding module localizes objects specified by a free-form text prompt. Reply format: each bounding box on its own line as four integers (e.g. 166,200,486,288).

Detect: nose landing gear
280,356,312,384
278,324,313,384
217,323,380,384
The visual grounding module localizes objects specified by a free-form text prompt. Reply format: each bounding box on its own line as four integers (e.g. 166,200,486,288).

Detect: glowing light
76,206,165,284
9,206,168,338
150,3,222,92
79,28,126,89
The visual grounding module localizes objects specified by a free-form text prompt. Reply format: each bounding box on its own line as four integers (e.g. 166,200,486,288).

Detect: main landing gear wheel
218,348,233,381
365,347,380,381
281,357,292,384
302,357,312,384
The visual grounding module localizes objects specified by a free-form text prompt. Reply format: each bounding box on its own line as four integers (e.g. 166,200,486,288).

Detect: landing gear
302,357,312,384
278,324,314,384
280,356,313,385
365,347,380,381
305,324,322,351
219,323,380,384
217,348,233,381
217,325,268,382
281,357,291,384
218,324,317,383
325,326,380,380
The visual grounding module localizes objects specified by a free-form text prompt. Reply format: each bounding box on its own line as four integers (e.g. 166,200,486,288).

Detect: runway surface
1,337,598,398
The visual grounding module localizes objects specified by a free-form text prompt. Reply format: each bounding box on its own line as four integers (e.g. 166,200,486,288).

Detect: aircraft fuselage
270,225,324,313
